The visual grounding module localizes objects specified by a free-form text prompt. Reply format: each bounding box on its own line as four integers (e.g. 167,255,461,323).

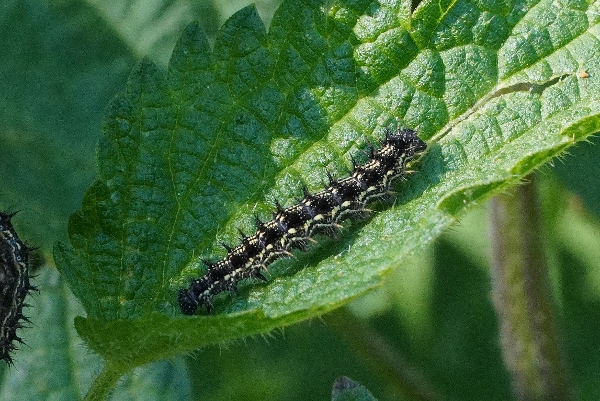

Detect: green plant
2,0,600,400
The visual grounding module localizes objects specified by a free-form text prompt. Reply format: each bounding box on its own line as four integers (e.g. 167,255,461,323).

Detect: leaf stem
488,176,573,401
82,362,126,401
326,308,446,401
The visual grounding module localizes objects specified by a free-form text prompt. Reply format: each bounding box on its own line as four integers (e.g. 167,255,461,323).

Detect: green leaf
54,0,600,387
331,376,378,401
0,267,190,401
84,0,222,68
0,0,135,251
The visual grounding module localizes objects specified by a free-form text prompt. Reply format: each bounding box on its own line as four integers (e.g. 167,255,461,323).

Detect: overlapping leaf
54,0,600,373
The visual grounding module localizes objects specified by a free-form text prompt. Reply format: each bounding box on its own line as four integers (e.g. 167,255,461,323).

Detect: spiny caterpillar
179,128,426,314
0,211,36,364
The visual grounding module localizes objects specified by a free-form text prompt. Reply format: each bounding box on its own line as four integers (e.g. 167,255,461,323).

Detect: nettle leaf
54,0,600,377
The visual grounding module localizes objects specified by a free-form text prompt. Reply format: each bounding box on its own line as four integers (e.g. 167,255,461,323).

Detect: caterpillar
0,211,36,364
178,127,426,315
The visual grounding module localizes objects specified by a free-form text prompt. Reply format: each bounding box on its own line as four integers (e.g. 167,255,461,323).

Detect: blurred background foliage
1,0,600,400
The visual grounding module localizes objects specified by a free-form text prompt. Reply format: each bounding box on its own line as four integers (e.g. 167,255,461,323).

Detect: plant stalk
327,308,446,401
82,362,125,401
488,176,572,401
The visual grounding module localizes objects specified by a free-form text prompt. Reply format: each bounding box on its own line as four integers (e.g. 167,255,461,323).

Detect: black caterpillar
179,128,426,315
0,211,36,364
